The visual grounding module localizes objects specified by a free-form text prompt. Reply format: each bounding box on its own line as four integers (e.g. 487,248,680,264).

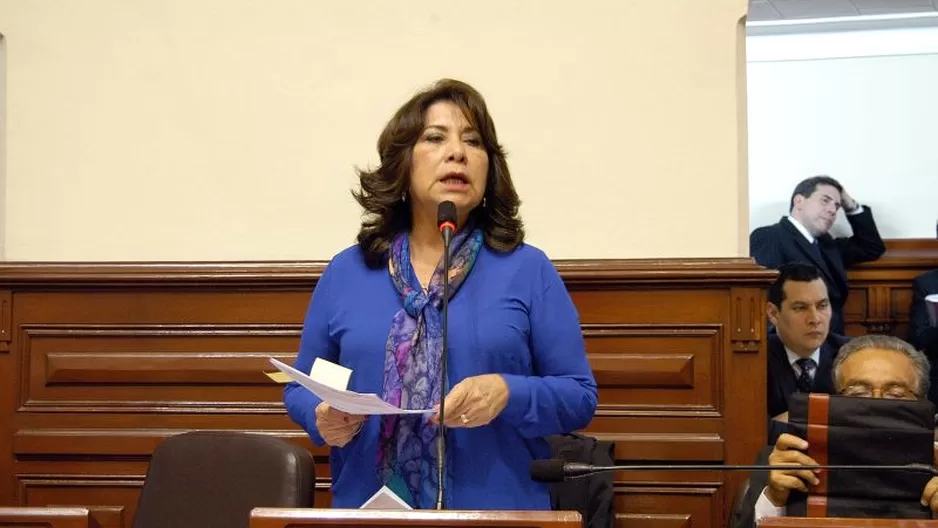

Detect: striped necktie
795,357,817,393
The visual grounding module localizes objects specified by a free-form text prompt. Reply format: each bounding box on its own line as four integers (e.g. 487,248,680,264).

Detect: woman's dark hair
351,78,524,268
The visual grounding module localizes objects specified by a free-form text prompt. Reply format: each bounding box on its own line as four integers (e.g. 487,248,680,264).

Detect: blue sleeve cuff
499,374,532,424
285,383,326,446
305,400,326,447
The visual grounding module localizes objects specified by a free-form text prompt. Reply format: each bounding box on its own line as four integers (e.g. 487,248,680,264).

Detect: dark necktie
810,239,823,260
795,358,817,393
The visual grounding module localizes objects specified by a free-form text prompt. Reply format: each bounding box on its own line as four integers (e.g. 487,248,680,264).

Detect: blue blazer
750,209,885,335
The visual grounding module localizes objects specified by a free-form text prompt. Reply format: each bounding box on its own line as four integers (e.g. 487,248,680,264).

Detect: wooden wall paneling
0,290,10,352
16,476,136,527
724,286,768,522
0,273,315,526
615,513,691,528
0,259,778,528
846,239,938,337
0,290,12,506
616,485,719,528
562,259,775,528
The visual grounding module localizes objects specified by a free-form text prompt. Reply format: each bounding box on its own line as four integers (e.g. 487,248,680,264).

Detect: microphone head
530,459,567,483
437,201,457,231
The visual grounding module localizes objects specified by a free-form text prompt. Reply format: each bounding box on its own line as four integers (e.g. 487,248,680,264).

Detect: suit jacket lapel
769,337,798,410
815,341,837,393
779,217,837,282
816,236,849,292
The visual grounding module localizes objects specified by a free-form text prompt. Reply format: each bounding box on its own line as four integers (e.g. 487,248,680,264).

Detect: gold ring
460,414,470,425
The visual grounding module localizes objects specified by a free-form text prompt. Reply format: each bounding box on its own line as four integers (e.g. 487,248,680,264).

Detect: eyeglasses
838,384,917,400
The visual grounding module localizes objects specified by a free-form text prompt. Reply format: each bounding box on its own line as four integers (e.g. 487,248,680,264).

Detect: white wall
0,0,749,262
747,25,938,239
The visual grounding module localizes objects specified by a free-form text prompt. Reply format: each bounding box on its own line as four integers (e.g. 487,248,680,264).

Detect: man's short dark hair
789,175,843,212
768,262,824,307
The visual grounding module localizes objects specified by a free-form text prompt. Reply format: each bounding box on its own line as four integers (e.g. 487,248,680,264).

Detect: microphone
529,459,938,483
435,200,457,510
437,201,457,247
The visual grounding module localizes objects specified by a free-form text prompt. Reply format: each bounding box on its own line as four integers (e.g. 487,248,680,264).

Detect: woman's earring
401,192,407,203
482,197,487,208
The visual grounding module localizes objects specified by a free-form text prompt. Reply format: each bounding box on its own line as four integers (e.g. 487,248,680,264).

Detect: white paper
268,358,432,416
360,486,413,510
309,357,352,391
927,294,938,327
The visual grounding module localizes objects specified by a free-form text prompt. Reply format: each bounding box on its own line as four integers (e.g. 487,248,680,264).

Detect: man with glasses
731,335,938,528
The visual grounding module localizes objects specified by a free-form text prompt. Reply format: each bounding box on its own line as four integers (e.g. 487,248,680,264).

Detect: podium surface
250,507,582,528
0,507,95,527
761,518,938,528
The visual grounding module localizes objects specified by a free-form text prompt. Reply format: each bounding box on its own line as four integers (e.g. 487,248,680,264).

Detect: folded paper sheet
268,358,433,416
360,485,413,510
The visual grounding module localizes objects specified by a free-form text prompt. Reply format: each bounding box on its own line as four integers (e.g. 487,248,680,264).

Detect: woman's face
408,100,488,223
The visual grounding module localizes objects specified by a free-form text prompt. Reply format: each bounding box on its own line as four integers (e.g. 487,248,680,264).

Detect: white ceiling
749,0,938,21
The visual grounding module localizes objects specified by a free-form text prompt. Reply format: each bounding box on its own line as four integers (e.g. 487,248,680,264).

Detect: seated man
731,335,937,528
766,263,848,428
750,176,886,335
909,268,938,406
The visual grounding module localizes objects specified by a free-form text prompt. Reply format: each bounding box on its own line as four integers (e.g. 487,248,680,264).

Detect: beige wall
0,0,749,262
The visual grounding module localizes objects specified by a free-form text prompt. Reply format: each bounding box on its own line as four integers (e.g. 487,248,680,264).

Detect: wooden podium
0,507,97,527
250,508,582,528
761,518,938,528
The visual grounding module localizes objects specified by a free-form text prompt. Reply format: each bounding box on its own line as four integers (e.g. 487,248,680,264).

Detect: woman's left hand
433,374,510,428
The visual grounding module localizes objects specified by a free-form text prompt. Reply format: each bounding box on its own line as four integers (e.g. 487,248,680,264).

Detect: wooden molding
0,258,774,288
0,290,10,352
13,428,309,457
616,514,692,528
851,238,938,273
730,287,763,353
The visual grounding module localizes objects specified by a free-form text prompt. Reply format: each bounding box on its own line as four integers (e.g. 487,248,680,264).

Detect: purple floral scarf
377,226,483,508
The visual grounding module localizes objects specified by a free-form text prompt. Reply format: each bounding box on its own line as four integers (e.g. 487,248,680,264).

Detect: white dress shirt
755,489,787,523
786,204,864,245
786,215,816,244
786,346,821,380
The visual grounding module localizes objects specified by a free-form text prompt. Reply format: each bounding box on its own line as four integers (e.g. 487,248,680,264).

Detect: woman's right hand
315,402,367,447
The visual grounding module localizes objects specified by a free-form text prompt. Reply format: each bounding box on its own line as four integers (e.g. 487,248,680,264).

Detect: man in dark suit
731,335,937,528
909,268,938,406
751,176,886,335
765,263,849,441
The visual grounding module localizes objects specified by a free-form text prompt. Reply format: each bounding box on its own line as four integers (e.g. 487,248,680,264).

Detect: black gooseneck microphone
529,459,938,483
435,200,457,510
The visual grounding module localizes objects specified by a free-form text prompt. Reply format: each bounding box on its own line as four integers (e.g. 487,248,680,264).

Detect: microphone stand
555,462,938,479
435,227,452,510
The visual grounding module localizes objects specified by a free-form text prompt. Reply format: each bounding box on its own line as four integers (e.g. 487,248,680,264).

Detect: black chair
133,431,314,528
728,477,751,528
546,433,616,528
